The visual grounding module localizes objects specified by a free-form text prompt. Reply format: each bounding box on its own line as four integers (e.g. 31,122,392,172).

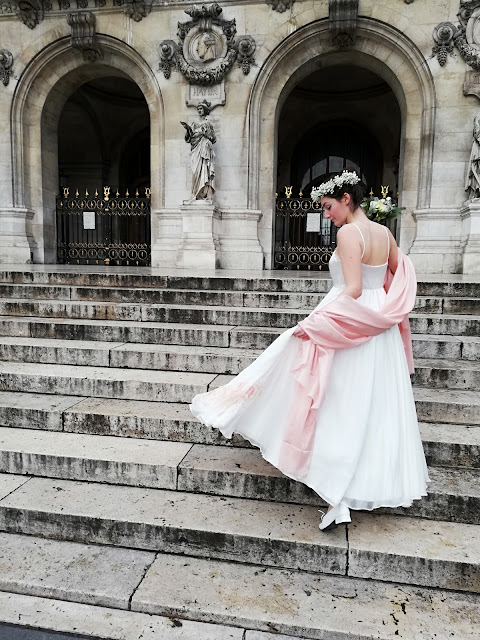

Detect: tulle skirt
190,285,430,510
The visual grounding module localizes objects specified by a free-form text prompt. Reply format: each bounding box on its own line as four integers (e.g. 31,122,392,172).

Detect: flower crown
311,170,361,202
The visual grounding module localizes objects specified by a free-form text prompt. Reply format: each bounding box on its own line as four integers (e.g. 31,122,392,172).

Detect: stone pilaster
461,200,480,274
0,208,37,263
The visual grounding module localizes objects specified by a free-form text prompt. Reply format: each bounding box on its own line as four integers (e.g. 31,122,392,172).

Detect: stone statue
181,100,216,201
466,114,480,200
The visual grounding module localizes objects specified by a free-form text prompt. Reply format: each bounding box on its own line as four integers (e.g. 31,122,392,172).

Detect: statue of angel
181,101,216,201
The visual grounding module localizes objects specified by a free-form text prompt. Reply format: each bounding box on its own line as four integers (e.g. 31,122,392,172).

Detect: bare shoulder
336,224,360,244
385,226,398,248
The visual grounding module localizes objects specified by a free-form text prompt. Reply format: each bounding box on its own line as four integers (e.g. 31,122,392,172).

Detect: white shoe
318,502,351,531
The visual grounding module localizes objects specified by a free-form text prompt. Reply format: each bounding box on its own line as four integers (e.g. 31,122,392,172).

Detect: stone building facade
1,0,480,273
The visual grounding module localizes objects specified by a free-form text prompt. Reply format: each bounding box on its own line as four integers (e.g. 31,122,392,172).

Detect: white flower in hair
311,170,361,202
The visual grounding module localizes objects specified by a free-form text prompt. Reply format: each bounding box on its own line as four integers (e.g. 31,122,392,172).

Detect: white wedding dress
190,230,430,510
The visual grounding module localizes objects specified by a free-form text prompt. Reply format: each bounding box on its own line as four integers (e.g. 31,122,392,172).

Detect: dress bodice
329,251,387,290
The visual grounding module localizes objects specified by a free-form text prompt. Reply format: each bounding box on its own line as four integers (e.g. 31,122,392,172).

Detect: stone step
2,267,480,298
0,357,478,404
0,474,479,592
412,358,480,390
1,316,479,360
1,283,480,315
414,387,480,425
2,299,480,333
0,316,235,347
0,362,218,403
0,589,246,640
1,390,479,458
0,337,263,373
1,537,479,640
0,428,476,523
0,426,193,490
1,336,478,376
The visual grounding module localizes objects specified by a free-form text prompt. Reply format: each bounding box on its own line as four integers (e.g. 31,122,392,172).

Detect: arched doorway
247,18,435,269
56,76,151,266
11,36,164,265
274,65,401,270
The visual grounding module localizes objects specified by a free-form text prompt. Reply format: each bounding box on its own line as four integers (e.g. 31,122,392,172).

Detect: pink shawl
279,250,417,479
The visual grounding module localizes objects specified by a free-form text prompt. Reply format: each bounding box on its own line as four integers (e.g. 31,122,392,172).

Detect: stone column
176,201,221,269
0,208,37,264
461,200,480,274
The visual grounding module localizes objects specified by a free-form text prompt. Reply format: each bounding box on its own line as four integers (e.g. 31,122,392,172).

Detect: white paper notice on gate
306,212,321,233
83,211,96,230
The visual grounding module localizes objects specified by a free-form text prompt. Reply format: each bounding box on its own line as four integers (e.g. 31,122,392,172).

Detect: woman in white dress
190,171,429,531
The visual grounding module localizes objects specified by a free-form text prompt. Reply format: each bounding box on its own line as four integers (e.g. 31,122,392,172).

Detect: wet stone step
0,475,479,592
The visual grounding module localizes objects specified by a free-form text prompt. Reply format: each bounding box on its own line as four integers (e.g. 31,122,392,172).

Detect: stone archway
247,18,436,268
10,35,164,263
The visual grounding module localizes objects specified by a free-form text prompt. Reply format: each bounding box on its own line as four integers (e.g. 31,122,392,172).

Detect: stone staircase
0,266,479,639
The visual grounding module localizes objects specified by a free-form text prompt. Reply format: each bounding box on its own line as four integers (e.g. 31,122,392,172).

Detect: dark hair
318,172,366,209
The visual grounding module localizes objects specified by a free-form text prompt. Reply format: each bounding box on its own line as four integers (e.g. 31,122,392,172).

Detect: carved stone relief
12,0,43,28
328,0,359,48
159,3,256,87
432,1,480,69
266,0,295,13
67,11,103,62
0,49,13,86
123,0,151,22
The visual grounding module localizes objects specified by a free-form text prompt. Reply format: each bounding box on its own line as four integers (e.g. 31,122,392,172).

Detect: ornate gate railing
56,187,151,266
274,187,337,270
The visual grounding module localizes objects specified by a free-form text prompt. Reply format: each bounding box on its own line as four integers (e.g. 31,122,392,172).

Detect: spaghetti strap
384,226,390,262
351,223,365,259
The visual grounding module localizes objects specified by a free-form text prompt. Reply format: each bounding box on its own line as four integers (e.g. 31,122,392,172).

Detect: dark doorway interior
274,65,401,270
58,76,150,195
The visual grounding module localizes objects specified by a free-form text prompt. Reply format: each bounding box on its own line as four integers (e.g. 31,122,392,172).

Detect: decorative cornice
329,0,359,48
159,3,256,86
0,49,13,86
67,11,103,61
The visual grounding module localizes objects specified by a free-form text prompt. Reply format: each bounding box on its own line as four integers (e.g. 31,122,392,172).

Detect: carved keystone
67,11,103,62
329,0,359,48
0,49,13,86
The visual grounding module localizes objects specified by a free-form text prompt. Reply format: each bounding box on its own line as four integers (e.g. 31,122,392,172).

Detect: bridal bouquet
361,192,404,222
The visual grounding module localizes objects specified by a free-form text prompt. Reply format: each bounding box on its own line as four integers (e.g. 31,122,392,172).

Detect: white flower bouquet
361,191,404,222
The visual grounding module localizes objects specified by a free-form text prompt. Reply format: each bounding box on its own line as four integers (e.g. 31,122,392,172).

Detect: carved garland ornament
159,3,256,86
432,1,480,69
0,49,13,85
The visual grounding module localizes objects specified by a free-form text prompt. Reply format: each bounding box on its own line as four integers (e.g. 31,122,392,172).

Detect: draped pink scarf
279,250,416,479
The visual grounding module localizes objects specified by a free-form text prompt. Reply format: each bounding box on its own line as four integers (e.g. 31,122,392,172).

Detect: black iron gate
56,187,151,266
274,187,337,270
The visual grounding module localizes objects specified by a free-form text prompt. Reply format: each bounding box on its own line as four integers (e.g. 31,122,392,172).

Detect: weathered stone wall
0,0,479,272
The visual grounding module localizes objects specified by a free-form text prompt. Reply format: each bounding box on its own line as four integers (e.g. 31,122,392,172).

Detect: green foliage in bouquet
361,187,405,222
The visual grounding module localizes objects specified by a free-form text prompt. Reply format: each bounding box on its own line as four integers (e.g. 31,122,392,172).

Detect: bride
190,170,429,531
